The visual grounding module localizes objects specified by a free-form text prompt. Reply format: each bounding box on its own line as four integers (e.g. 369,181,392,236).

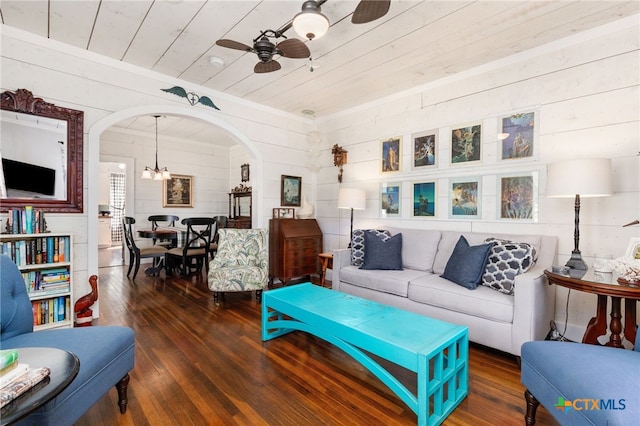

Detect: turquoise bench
262,283,468,426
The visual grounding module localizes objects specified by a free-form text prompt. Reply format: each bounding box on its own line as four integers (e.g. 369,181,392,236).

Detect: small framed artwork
380,183,401,217
450,178,480,219
412,130,438,169
451,123,482,165
412,181,436,217
498,172,538,221
381,136,402,172
499,111,536,160
162,174,193,207
241,163,250,182
281,175,301,207
625,238,640,259
273,208,295,219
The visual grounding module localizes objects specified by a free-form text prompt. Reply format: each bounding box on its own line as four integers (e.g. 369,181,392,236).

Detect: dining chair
213,215,228,229
122,217,169,279
148,214,179,247
209,216,228,259
165,217,216,276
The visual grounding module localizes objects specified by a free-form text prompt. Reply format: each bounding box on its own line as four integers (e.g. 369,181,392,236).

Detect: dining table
136,227,183,275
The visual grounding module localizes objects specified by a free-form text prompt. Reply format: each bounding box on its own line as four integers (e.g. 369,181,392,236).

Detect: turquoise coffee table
262,283,468,425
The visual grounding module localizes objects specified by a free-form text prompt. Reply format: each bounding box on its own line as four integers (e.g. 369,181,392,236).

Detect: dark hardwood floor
75,264,559,425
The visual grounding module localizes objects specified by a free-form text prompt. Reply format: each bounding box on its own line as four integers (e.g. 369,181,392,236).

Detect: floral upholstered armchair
207,228,269,303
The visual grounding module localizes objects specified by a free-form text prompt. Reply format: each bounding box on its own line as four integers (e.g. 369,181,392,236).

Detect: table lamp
547,158,612,270
338,188,366,246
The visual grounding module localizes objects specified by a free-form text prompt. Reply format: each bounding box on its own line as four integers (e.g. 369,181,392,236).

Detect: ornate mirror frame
1,89,84,213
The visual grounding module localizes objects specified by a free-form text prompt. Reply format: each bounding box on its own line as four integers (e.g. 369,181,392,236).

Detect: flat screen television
2,158,56,197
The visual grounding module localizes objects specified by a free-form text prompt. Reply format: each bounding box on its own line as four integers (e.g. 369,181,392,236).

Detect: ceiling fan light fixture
293,1,329,40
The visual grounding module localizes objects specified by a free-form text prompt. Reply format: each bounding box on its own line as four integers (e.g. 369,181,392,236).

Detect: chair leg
524,389,539,426
116,373,130,414
213,292,220,303
127,252,134,277
256,290,263,304
132,256,141,280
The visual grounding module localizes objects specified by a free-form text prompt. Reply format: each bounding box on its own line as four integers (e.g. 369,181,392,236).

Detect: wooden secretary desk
269,218,323,285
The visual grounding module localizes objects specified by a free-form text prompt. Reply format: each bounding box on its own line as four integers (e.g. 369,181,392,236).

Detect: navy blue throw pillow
441,236,494,289
360,231,403,270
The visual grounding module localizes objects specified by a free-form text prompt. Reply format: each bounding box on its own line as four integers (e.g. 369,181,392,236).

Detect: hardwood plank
75,266,560,425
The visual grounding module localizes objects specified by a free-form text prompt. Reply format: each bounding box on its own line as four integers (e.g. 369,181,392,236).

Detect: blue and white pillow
481,238,537,295
351,229,391,266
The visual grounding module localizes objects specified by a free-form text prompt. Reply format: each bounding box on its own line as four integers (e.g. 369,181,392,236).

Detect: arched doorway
87,105,263,292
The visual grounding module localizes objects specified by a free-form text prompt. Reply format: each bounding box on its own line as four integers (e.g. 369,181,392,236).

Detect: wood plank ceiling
1,1,638,142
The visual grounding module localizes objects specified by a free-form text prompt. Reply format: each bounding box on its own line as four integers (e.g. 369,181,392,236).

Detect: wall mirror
1,88,84,213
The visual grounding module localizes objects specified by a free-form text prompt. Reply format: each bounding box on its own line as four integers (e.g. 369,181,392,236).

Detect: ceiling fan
215,0,391,73
216,31,311,74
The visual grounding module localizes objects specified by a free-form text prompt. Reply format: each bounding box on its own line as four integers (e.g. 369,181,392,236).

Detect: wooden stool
318,252,333,287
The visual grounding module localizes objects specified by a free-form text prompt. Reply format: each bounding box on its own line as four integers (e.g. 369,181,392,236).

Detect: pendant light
141,115,171,180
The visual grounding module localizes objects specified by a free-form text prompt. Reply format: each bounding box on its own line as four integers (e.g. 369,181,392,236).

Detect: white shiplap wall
315,19,640,341
0,27,316,311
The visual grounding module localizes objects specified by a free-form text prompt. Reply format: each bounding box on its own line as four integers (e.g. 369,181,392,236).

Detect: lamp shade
338,188,366,210
293,1,329,40
546,158,612,198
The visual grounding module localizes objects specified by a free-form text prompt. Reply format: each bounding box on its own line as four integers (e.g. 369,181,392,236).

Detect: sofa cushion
433,231,542,274
386,227,441,272
360,232,403,270
409,275,514,323
340,265,429,297
351,229,391,266
482,238,538,295
441,236,494,289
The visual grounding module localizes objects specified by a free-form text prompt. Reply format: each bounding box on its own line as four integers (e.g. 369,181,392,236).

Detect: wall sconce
332,144,348,183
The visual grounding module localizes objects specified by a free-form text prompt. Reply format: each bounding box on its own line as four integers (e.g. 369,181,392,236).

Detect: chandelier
141,115,171,180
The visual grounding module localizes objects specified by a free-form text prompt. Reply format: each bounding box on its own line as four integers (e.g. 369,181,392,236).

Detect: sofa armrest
332,248,351,291
512,263,556,356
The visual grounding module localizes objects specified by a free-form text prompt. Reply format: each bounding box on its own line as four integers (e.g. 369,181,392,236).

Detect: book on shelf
1,236,70,267
0,366,51,408
4,207,47,235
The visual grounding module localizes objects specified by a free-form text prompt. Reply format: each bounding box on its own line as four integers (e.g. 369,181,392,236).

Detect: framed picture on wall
281,175,301,207
449,177,480,219
412,181,436,217
498,172,538,221
381,136,402,172
450,123,482,165
412,130,438,170
380,182,401,217
499,110,536,161
241,163,250,182
163,174,193,208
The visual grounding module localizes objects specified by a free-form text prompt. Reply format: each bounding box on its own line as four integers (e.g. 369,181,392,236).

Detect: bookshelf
0,233,74,331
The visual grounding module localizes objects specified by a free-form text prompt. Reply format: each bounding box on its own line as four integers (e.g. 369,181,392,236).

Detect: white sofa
332,228,557,357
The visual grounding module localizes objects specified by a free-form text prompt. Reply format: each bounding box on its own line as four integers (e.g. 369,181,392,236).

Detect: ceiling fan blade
352,0,390,24
254,60,281,73
276,38,310,59
216,39,253,52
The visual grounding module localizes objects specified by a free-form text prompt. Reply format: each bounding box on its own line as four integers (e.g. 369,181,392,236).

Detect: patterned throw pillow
351,229,391,266
481,238,538,295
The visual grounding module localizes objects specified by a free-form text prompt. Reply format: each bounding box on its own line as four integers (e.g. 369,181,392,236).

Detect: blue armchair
521,328,640,425
1,255,135,425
